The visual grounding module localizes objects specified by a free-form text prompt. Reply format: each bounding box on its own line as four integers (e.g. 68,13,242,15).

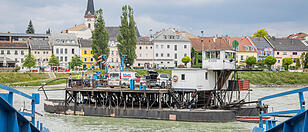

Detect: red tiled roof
287,33,308,40
225,37,256,52
190,37,232,51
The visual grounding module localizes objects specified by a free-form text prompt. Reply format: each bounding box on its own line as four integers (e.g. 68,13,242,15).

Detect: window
277,52,279,55
14,50,18,55
60,57,63,61
156,53,158,57
35,51,37,54
278,60,280,63
91,58,93,61
176,35,180,39
184,53,187,56
167,53,170,57
205,72,208,80
161,53,163,57
38,51,40,54
184,45,187,49
56,48,59,54
21,58,24,62
112,58,114,62
60,48,63,54
112,51,114,55
139,46,142,49
181,74,185,80
72,49,75,54
241,55,244,61
15,58,18,62
146,46,148,49
150,46,152,49
0,50,4,55
174,45,177,51
167,45,170,48
65,57,67,62
156,45,159,49
292,52,297,55
146,53,148,57
7,50,10,55
84,50,87,54
163,35,167,39
283,52,287,55
139,53,142,57
116,58,118,62
65,49,68,54
88,23,91,28
161,45,163,49
175,53,177,59
91,50,92,54
84,58,87,61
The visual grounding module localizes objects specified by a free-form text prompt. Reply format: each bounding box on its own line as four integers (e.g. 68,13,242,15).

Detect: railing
0,84,49,132
253,87,308,132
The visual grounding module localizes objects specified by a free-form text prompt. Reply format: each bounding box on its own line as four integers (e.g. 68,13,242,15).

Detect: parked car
156,73,171,88
31,67,39,72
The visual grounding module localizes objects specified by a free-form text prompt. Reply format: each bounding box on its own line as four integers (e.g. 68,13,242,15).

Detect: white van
108,72,141,88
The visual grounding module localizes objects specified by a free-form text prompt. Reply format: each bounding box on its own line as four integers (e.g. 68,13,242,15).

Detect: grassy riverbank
238,71,308,85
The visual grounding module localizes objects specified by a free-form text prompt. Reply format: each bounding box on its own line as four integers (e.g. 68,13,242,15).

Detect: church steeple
85,0,95,17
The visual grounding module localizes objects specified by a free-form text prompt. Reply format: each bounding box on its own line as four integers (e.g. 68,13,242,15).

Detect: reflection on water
4,87,307,132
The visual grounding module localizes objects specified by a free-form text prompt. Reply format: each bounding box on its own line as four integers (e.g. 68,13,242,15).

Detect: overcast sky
0,0,307,37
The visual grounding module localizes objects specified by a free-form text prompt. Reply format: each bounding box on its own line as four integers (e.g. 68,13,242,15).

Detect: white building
134,37,154,68
0,42,29,69
28,39,52,70
50,33,79,68
152,29,191,68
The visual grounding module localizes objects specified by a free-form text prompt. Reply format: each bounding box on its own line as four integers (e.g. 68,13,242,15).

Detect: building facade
0,42,29,68
152,29,191,68
226,37,257,65
133,37,154,68
28,40,52,69
50,33,79,68
269,38,308,68
249,37,274,60
79,39,95,69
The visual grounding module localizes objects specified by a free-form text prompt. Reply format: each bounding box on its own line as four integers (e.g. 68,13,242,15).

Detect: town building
0,42,29,69
152,29,191,68
225,37,257,65
269,38,308,68
79,39,95,69
0,33,49,43
50,33,79,68
249,37,274,60
133,36,154,68
28,39,52,70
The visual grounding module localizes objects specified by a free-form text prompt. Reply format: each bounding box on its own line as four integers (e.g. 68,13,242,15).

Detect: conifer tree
26,20,35,34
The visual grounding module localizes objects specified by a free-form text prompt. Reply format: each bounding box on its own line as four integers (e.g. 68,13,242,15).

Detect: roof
85,0,95,16
50,33,78,46
28,40,51,50
137,36,153,45
152,28,190,42
190,37,232,51
287,33,308,40
226,37,257,52
63,24,89,32
0,33,49,38
250,37,273,49
79,39,92,48
269,38,308,51
0,42,28,49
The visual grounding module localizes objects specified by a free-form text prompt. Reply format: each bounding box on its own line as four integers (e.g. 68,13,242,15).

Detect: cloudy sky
0,0,307,37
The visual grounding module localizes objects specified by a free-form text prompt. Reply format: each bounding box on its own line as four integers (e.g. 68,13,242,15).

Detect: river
5,87,308,132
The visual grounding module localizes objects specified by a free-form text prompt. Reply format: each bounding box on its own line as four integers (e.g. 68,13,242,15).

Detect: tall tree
191,47,196,65
252,29,269,38
46,28,51,34
91,9,110,60
295,59,301,69
304,53,308,68
26,20,35,34
117,5,137,66
282,58,293,71
23,51,36,69
48,54,60,67
300,52,306,68
69,55,83,69
264,56,277,69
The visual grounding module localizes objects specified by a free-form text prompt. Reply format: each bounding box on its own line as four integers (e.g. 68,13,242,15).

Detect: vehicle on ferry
108,72,141,88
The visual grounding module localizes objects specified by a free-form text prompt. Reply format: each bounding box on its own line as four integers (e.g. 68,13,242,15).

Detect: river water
4,87,308,132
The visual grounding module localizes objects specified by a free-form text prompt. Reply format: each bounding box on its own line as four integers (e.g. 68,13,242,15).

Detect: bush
192,64,202,68
177,64,186,68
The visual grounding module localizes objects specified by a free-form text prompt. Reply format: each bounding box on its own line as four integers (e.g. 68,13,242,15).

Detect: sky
0,0,307,37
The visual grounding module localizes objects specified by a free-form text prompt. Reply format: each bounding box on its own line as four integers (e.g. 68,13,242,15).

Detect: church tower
84,0,95,31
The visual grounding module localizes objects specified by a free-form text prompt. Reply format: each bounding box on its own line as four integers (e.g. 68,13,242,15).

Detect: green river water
5,87,308,132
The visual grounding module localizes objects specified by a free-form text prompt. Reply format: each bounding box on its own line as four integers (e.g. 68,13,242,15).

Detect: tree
264,56,277,69
304,53,308,68
295,59,301,69
282,58,293,71
46,28,51,34
181,56,191,66
69,55,83,69
91,9,110,61
257,59,265,68
191,47,196,65
252,29,269,38
23,52,36,69
48,54,60,67
300,52,306,68
245,56,257,68
232,40,239,50
117,5,137,66
26,20,35,34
